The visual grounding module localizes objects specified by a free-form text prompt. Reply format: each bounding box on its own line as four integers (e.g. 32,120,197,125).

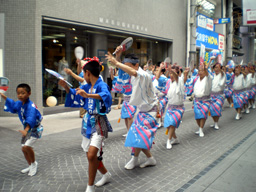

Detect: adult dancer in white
185,61,212,137
209,63,226,130
157,63,185,149
106,52,159,170
232,66,245,120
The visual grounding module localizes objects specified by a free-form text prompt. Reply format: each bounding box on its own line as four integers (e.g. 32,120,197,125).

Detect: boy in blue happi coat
0,83,43,176
58,57,112,192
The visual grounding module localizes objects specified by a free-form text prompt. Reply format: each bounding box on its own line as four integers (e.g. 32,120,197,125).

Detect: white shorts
21,136,38,147
81,132,104,153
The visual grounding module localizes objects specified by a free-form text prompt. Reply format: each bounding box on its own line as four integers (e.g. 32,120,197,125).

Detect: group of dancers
1,43,255,192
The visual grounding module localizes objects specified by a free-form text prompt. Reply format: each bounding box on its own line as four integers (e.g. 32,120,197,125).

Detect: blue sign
214,18,231,24
196,27,219,50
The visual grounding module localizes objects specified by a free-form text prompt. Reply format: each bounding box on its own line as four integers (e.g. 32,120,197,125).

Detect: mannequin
58,57,69,90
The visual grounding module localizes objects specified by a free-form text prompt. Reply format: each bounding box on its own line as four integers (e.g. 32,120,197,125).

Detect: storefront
42,20,172,106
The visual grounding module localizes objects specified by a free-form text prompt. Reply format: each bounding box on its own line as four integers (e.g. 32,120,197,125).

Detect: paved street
0,101,256,192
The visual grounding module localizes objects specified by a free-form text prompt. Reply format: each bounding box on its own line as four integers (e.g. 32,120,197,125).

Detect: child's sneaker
140,157,156,168
28,161,38,176
166,139,172,149
124,156,139,170
21,166,30,174
199,128,204,137
95,172,111,187
170,138,179,145
85,185,95,192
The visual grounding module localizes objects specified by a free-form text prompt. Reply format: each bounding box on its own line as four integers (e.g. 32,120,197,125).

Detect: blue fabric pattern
4,98,43,138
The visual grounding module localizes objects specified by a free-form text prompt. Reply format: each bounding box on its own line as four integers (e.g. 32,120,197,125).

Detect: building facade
0,0,187,115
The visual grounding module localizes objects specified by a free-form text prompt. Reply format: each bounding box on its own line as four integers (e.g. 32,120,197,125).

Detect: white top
233,74,244,90
212,73,226,92
245,73,253,88
166,79,184,105
129,67,158,112
244,74,251,88
251,73,256,85
194,75,212,98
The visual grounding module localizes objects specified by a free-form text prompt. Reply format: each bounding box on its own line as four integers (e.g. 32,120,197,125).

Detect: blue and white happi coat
4,98,43,138
65,77,112,139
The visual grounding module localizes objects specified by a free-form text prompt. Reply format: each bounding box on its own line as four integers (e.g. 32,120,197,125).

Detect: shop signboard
246,9,256,24
214,18,231,24
218,34,225,50
196,27,219,50
197,13,214,31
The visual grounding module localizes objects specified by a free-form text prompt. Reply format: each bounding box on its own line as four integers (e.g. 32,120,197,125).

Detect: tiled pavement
0,102,256,192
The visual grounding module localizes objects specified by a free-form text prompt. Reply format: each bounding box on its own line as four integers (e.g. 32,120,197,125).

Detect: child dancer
106,52,158,170
59,57,112,192
0,83,43,176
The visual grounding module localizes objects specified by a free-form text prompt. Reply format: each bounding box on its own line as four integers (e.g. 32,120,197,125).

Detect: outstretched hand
160,62,165,69
105,52,118,66
184,67,190,75
58,79,67,87
19,130,27,137
76,88,89,98
0,92,7,100
64,68,72,75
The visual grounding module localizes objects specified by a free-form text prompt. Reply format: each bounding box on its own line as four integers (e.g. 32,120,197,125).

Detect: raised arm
156,62,164,80
64,68,84,83
0,93,7,100
58,80,70,93
183,67,190,83
105,52,137,77
76,59,82,75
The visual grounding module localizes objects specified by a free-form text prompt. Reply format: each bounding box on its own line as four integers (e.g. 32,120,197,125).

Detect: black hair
171,66,180,74
124,53,139,66
16,83,31,93
213,63,221,69
161,68,166,73
83,61,101,77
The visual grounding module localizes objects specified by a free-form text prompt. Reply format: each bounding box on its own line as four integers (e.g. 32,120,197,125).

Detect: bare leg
125,118,133,131
196,119,200,127
167,126,175,140
199,118,206,128
87,146,100,186
212,116,219,123
26,146,35,163
22,146,32,165
134,148,142,157
141,149,152,158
